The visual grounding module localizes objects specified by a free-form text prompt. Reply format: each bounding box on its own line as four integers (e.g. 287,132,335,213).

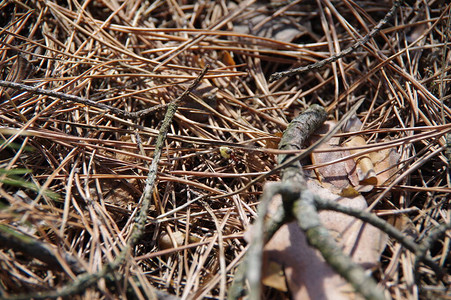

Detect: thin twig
413,221,451,284
0,79,168,119
4,65,210,300
269,0,405,82
211,98,364,200
0,224,85,275
314,198,445,280
128,64,210,247
236,103,385,300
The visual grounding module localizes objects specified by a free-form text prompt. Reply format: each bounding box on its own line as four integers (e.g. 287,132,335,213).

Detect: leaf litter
0,0,449,299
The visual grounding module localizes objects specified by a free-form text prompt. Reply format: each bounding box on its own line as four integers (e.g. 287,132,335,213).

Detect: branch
213,98,364,200
269,0,405,82
228,106,326,300
4,66,210,300
0,79,168,119
232,102,386,300
292,190,385,300
0,224,85,275
314,197,446,281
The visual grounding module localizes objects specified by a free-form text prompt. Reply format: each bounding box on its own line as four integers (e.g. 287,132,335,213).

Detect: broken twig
230,103,386,300
0,79,168,119
269,0,405,82
4,66,210,300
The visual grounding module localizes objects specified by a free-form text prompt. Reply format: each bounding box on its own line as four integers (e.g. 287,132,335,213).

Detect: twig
227,191,288,299
292,190,385,300
212,98,364,200
4,65,210,300
277,104,327,181
0,224,85,275
0,79,168,119
128,64,210,248
314,198,445,280
229,106,326,300
413,222,451,285
275,105,384,300
244,183,302,300
231,102,386,300
269,0,405,82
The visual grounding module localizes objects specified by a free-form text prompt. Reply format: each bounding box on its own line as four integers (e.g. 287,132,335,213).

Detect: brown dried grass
0,0,449,299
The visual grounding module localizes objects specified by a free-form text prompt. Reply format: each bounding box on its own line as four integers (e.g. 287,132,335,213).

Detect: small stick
211,98,364,200
4,65,210,300
314,197,445,281
269,0,405,82
0,224,85,275
233,102,387,300
292,190,385,300
0,79,168,119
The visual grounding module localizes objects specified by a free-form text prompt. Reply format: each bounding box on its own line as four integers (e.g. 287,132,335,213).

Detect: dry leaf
263,181,387,299
232,4,306,43
262,261,288,292
369,148,400,185
159,231,185,250
309,121,359,194
344,136,377,186
261,121,392,299
342,116,377,191
342,116,400,190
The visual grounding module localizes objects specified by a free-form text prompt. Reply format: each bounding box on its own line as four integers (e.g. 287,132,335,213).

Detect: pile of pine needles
0,0,449,299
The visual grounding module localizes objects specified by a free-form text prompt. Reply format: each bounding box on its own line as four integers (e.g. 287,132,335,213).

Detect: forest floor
0,0,449,299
